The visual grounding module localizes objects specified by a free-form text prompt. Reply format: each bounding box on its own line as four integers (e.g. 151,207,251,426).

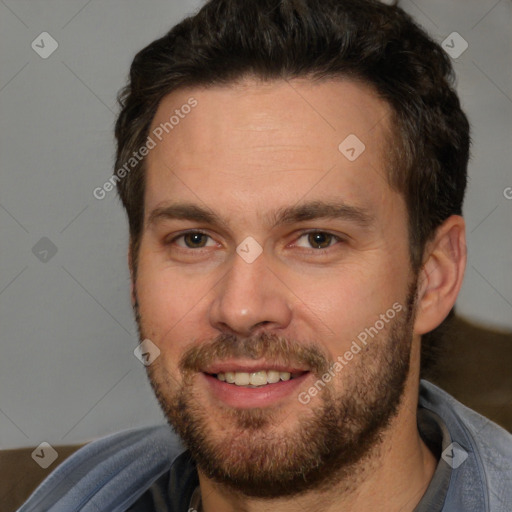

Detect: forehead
144,77,398,223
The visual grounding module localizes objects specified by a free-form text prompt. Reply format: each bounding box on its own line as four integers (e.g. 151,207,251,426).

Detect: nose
209,249,293,337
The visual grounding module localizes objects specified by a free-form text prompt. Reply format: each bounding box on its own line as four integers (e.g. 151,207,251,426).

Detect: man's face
134,78,418,496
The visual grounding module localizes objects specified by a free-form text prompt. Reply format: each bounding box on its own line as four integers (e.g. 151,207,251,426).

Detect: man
19,0,512,511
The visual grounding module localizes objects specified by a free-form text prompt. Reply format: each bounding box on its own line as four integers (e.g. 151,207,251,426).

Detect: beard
135,283,417,499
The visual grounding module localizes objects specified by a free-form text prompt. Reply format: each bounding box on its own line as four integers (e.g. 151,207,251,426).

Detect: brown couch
0,444,84,511
2,316,511,512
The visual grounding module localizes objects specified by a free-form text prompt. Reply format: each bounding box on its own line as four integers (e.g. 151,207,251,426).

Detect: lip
201,371,311,408
201,359,309,375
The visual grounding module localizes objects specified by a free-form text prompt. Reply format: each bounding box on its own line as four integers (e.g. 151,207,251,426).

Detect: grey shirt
184,408,452,512
413,409,453,512
18,381,512,511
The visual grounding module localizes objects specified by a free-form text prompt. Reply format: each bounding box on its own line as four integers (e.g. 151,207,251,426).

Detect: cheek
288,261,405,355
135,255,216,366
135,260,184,346
137,245,200,322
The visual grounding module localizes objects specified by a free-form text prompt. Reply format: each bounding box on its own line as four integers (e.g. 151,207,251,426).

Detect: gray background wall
0,0,510,450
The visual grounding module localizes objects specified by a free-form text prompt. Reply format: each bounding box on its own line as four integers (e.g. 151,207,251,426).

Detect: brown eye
292,230,345,254
307,232,334,249
182,232,209,248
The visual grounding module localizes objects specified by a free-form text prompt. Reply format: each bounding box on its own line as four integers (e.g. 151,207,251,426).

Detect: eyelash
166,229,344,255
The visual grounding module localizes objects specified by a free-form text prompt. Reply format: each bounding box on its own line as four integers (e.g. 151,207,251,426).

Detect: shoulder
420,380,512,511
18,424,186,512
420,380,512,454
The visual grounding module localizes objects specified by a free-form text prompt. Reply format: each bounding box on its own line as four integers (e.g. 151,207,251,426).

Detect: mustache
179,331,331,376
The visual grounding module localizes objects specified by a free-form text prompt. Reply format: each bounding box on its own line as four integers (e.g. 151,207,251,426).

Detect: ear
414,215,467,335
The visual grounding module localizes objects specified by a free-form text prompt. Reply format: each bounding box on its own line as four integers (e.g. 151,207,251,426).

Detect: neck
197,378,437,512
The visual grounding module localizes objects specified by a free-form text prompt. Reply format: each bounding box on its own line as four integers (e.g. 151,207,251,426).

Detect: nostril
252,321,271,330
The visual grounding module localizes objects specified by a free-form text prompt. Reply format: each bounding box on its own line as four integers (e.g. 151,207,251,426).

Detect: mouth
199,362,311,408
207,369,307,388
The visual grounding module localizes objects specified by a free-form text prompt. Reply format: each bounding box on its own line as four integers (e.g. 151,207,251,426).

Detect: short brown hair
114,0,470,377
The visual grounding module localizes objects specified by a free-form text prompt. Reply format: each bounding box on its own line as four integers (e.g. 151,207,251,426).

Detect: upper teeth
217,370,292,387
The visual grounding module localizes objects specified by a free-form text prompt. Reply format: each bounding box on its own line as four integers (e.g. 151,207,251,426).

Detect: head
115,0,469,497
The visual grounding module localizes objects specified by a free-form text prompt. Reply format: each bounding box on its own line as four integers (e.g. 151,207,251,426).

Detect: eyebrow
147,200,374,230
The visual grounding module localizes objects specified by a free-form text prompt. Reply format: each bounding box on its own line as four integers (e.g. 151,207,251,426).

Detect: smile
212,370,305,387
